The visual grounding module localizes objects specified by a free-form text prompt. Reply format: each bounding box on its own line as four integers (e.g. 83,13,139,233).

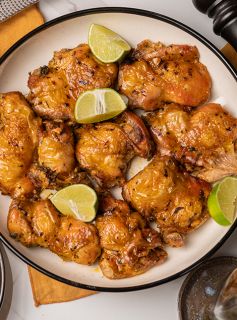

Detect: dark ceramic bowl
178,256,237,320
0,243,12,320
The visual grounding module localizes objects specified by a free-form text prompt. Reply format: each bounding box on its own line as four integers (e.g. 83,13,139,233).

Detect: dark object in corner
178,256,237,319
192,0,237,51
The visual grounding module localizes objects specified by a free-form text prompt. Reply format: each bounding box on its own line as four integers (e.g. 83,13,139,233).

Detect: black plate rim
0,6,237,292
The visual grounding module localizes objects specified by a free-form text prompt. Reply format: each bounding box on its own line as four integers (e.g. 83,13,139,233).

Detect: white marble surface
39,0,226,48
4,1,232,320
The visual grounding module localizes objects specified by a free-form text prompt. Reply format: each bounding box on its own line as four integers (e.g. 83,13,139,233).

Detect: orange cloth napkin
0,5,44,56
28,267,96,306
1,5,237,307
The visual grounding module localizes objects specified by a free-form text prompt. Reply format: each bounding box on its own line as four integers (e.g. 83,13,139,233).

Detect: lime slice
50,184,98,222
75,88,127,124
88,24,131,63
208,177,237,226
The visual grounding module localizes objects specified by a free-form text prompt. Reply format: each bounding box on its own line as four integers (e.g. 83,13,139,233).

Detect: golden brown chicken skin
38,121,75,175
96,196,167,279
27,120,89,191
28,44,118,122
75,111,153,189
123,156,211,247
118,40,211,111
8,199,101,265
0,92,41,198
145,103,237,182
14,119,89,197
0,92,89,199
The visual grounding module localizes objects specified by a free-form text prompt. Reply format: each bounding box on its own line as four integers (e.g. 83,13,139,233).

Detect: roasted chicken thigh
75,111,153,188
145,103,237,182
119,40,211,111
0,91,89,199
8,199,101,265
28,120,89,193
96,195,167,279
0,92,41,198
28,44,118,122
123,156,211,247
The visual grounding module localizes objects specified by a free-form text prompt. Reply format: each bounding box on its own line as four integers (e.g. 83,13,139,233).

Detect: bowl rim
0,244,5,308
0,6,237,292
178,256,237,319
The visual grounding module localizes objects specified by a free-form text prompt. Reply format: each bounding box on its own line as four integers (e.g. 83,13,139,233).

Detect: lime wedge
75,88,127,124
88,24,131,63
50,184,98,222
208,177,237,226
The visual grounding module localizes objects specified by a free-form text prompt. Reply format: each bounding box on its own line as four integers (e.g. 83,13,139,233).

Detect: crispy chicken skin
27,120,91,193
0,92,90,198
145,103,237,182
115,111,153,158
75,111,153,188
96,196,167,279
118,40,211,111
8,199,101,265
0,92,41,198
38,121,75,175
123,156,211,247
28,44,118,122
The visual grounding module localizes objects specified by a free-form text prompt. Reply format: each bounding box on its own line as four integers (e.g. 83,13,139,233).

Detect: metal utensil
0,0,39,22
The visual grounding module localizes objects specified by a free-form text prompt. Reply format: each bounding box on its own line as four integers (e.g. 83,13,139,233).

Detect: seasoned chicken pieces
119,40,211,110
0,92,89,199
28,120,89,192
76,122,131,188
38,121,75,175
0,92,41,198
145,103,237,182
8,199,101,265
75,111,153,188
28,44,118,122
96,196,167,279
123,156,210,247
2,34,234,281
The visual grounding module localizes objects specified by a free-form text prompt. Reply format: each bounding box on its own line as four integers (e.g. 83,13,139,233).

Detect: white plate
0,8,237,292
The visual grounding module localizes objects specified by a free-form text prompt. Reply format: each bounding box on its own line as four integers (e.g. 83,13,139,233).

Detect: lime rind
208,185,231,226
88,24,131,63
208,177,237,226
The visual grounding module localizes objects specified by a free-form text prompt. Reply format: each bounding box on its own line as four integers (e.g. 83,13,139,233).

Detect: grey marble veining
39,0,107,21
